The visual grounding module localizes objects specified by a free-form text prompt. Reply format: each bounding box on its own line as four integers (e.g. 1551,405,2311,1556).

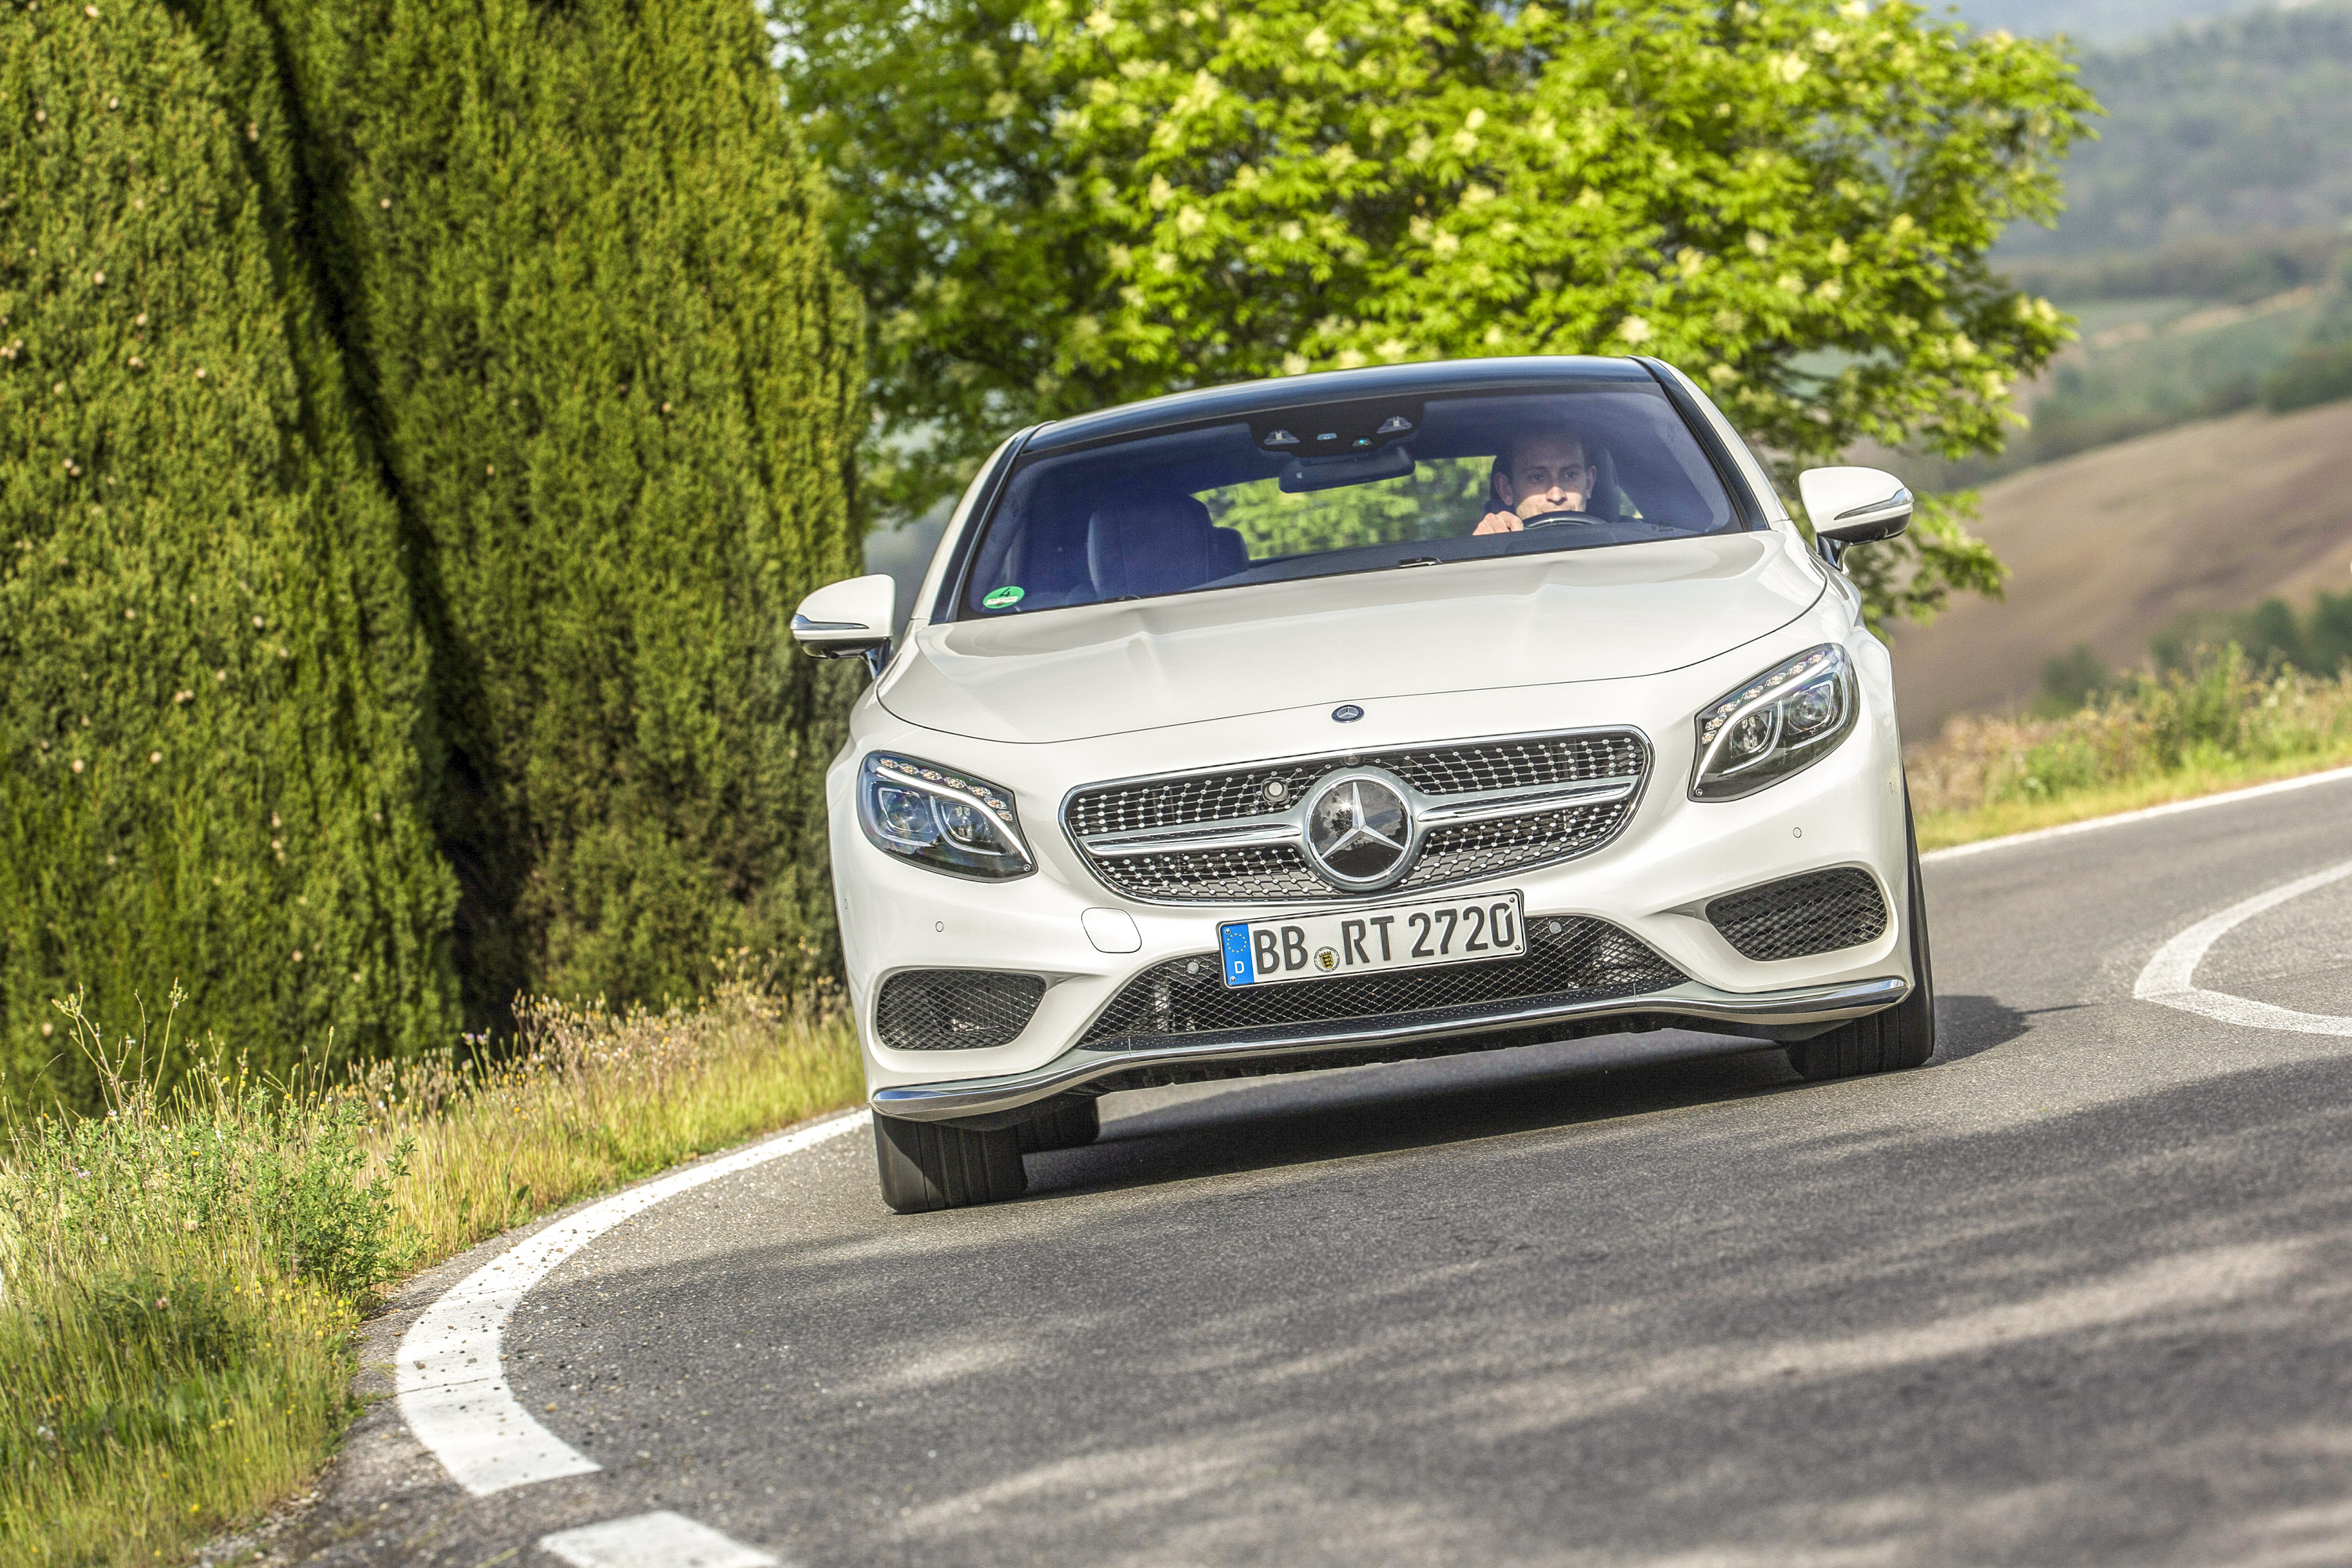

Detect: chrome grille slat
1064,728,1650,905
1065,763,1345,838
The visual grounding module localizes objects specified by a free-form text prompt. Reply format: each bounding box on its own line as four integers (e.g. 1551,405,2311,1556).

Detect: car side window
1678,376,1790,523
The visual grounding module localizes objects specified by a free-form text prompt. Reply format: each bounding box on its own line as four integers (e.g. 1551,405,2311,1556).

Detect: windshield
958,383,1746,618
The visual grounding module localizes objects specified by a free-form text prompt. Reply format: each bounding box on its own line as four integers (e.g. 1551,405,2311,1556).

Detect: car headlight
858,753,1035,880
1690,644,1859,800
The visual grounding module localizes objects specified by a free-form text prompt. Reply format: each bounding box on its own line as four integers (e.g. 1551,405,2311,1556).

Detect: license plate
1218,891,1526,988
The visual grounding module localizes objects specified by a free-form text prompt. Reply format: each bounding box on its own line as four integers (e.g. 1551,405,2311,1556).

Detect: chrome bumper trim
869,975,1908,1123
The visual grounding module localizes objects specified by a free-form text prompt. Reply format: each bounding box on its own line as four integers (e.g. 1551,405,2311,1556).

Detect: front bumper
836,601,1911,1123
873,973,1905,1126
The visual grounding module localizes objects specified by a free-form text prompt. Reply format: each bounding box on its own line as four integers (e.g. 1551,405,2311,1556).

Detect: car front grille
1076,916,1686,1051
1705,867,1889,961
1065,729,1649,904
875,969,1047,1051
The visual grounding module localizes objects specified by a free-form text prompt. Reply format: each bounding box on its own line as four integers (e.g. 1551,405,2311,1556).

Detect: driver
1473,431,1595,535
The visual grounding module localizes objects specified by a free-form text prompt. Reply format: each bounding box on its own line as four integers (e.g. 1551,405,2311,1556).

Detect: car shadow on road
1028,1033,1812,1201
1033,989,2073,1203
1933,992,2032,1064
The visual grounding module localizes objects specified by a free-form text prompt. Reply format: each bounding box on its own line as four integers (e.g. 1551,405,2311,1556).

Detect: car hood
877,532,1824,746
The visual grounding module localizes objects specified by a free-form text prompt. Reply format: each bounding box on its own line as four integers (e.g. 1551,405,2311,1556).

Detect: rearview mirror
791,573,895,677
1797,466,1912,566
1279,445,1414,494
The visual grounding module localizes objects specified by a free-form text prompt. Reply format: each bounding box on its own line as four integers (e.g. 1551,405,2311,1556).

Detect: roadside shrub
2033,643,2118,717
281,0,866,1022
2263,339,2352,412
1911,646,2352,819
0,0,460,1114
2149,593,2352,681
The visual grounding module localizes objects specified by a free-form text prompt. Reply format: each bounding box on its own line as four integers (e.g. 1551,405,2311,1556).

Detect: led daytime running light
873,755,1014,818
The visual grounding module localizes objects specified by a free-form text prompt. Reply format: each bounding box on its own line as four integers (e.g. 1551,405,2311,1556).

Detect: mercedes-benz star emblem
1302,771,1413,889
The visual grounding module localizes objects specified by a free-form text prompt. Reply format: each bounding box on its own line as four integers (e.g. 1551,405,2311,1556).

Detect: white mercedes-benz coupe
794,357,1933,1213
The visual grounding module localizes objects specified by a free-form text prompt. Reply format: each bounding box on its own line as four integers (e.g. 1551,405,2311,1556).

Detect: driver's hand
1473,510,1524,535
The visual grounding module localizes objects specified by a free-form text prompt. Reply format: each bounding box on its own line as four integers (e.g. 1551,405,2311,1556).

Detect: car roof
1022,356,1658,455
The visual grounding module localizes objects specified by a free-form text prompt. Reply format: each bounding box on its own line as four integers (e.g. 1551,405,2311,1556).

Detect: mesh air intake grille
1077,917,1685,1051
1706,868,1889,961
875,970,1046,1051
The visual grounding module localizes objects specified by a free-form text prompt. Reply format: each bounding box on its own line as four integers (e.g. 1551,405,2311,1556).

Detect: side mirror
1796,466,1912,567
791,573,895,678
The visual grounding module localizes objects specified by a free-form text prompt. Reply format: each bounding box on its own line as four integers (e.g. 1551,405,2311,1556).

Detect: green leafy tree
284,0,866,1017
1207,459,1490,557
778,0,2097,624
0,0,459,1107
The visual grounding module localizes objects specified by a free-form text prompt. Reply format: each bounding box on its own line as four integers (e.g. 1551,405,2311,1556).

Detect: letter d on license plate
1218,891,1525,988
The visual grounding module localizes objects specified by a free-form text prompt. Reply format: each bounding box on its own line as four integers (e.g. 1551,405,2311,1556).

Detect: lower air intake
1706,867,1889,961
876,970,1046,1051
1077,917,1685,1051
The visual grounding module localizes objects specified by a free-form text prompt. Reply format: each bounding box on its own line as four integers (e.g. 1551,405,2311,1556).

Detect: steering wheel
1518,509,1611,529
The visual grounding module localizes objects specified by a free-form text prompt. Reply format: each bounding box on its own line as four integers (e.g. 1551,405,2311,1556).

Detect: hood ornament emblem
1301,769,1414,890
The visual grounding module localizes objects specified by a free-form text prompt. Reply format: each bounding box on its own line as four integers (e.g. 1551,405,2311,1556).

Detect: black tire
1788,797,1936,1082
1016,1098,1101,1154
873,1112,1027,1214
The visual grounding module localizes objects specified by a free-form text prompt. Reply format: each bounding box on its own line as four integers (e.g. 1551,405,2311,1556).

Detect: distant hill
1888,397,2352,738
2001,1,2352,256
1958,0,2262,45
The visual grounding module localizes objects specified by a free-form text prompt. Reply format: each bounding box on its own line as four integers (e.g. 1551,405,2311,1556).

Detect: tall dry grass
0,975,859,1565
358,980,862,1261
1909,646,2352,846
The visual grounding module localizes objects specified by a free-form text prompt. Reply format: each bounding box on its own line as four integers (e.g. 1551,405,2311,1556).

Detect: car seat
1085,495,1248,601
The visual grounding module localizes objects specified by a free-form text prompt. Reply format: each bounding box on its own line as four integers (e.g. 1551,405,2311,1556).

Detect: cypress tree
0,0,459,1108
287,0,866,1017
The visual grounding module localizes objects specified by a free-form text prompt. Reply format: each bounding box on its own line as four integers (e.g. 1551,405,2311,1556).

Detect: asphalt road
281,774,2352,1567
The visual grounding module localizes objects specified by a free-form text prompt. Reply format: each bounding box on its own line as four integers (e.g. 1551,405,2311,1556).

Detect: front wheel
873,1112,1027,1214
1788,797,1936,1082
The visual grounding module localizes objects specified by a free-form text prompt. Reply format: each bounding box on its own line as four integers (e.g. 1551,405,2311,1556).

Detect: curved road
287,773,2352,1567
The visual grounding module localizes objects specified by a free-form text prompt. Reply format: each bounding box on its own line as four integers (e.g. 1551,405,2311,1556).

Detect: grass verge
1909,647,2352,851
0,976,859,1565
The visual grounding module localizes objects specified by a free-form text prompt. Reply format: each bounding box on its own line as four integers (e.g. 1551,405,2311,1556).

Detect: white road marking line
397,1109,870,1497
538,1511,780,1568
2135,857,2352,1036
1922,763,2352,865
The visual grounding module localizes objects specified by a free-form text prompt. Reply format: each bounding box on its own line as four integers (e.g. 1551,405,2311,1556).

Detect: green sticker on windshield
982,585,1025,609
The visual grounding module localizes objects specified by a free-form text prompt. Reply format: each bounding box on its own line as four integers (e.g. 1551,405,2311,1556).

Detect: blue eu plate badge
1221,922,1256,985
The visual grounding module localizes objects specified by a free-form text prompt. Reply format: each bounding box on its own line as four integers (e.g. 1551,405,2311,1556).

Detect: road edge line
539,1510,780,1568
1921,764,2352,866
394,1108,871,1497
2133,856,2352,1038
